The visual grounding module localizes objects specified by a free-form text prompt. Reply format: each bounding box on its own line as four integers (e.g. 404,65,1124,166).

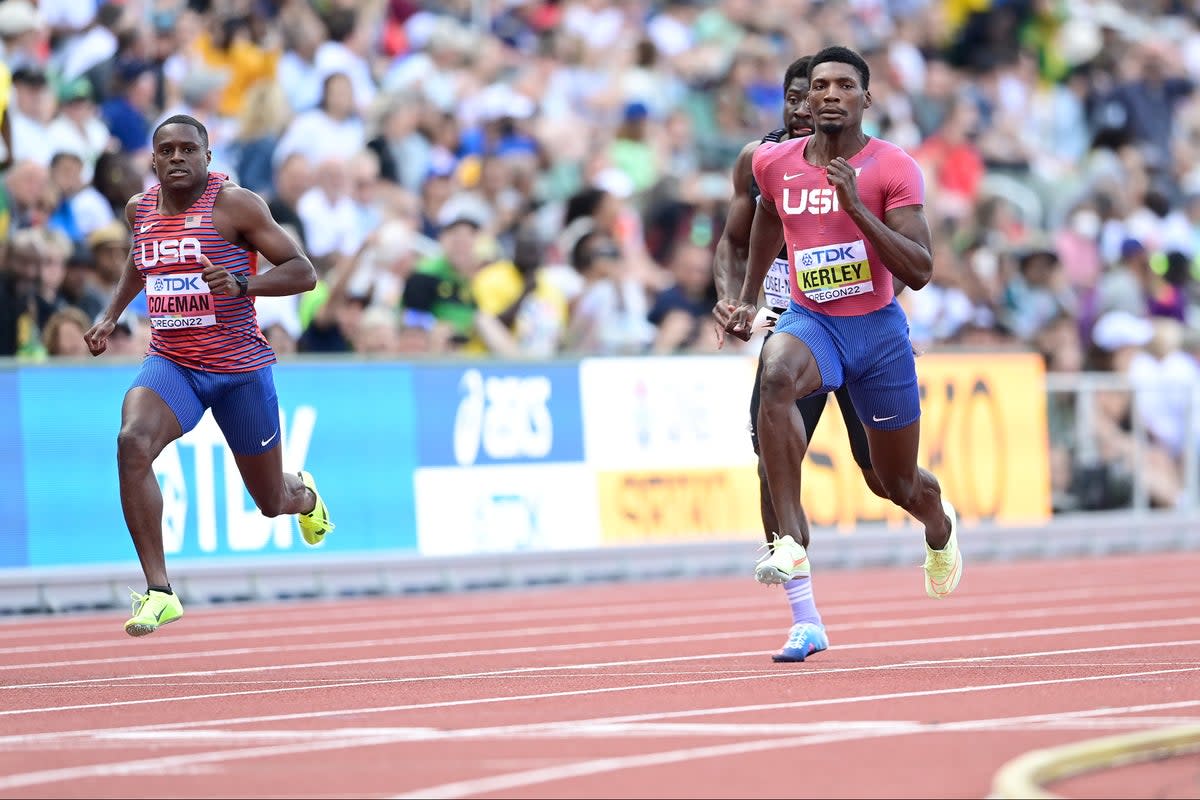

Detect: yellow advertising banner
597,468,762,544
798,352,1050,530
597,352,1050,543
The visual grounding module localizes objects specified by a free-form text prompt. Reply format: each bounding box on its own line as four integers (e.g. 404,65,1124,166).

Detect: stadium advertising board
13,363,420,568
584,352,1051,543
581,356,762,543
0,370,27,568
410,363,590,555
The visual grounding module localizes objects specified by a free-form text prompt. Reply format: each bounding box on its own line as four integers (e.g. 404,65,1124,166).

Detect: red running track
1,552,1199,799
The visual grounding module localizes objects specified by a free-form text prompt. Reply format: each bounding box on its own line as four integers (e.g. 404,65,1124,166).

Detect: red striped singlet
133,172,275,373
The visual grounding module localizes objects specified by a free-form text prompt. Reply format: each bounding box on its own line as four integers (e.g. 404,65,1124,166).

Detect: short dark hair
783,56,812,92
153,114,209,148
808,46,870,91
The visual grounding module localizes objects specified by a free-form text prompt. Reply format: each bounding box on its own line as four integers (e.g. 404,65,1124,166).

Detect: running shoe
923,498,962,599
754,534,811,585
772,622,830,662
124,589,183,637
297,470,334,546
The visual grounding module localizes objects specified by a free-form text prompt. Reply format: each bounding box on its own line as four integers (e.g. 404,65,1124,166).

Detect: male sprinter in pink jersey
713,55,895,663
84,115,335,636
727,47,962,651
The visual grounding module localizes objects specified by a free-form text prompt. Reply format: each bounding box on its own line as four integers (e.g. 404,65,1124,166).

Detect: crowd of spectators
0,0,1198,511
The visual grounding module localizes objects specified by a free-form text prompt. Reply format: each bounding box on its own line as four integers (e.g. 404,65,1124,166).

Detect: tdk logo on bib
782,187,840,215
800,246,857,267
152,275,203,293
141,238,202,267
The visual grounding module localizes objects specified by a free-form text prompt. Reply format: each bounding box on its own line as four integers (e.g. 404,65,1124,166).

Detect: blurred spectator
45,77,111,182
100,61,157,155
1084,310,1183,509
0,228,48,357
86,220,130,302
296,156,361,267
47,151,114,245
8,65,53,164
647,241,716,354
273,72,364,169
472,220,568,357
228,82,292,196
193,13,279,119
267,153,313,251
563,229,654,355
367,94,432,191
1000,244,1077,340
41,305,91,357
60,246,107,321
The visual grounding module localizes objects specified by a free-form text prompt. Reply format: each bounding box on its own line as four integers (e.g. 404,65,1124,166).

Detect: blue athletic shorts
773,298,919,430
130,355,281,455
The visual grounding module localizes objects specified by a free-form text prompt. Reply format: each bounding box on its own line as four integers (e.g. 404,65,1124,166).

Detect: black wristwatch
234,273,249,297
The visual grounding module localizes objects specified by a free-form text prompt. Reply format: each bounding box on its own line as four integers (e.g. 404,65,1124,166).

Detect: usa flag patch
184,214,202,228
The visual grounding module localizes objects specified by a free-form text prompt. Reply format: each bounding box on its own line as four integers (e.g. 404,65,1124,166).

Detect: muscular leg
233,447,316,518
117,388,184,588
863,422,951,548
211,367,316,518
752,356,826,547
756,333,824,540
834,385,888,499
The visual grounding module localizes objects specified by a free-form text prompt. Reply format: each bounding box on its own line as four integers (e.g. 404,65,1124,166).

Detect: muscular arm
845,202,933,290
738,196,785,307
713,142,758,302
97,196,144,324
225,186,317,296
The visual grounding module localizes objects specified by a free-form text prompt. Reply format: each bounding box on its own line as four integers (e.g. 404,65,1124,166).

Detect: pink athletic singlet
751,136,924,316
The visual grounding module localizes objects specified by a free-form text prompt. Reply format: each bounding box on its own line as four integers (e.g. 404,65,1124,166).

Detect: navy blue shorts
130,355,281,455
773,298,919,431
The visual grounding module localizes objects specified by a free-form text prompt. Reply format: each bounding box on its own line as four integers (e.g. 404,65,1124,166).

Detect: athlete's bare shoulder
731,139,760,191
124,193,143,228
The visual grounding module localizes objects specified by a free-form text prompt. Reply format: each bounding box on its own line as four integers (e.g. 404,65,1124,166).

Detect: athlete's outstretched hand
712,299,748,347
84,318,115,356
826,157,862,213
725,301,758,341
199,254,242,296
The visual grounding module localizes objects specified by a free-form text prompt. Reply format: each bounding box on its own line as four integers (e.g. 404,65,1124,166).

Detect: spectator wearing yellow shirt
472,222,568,357
194,15,279,118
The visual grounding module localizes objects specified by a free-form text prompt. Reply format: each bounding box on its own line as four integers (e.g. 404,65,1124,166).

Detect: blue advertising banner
0,370,27,568
14,361,419,568
412,363,585,468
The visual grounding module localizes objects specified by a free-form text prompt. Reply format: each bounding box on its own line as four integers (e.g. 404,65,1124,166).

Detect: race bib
793,240,873,303
763,257,791,310
146,272,216,330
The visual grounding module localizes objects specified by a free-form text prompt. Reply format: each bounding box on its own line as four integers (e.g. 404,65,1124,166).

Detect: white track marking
1,624,1198,733
2,677,1199,794
6,596,1200,690
388,697,1200,800
4,577,1198,656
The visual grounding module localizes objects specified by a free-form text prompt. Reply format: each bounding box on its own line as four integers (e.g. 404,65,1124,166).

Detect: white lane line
6,595,1200,688
1,677,1198,794
1,618,1198,730
388,695,1200,800
5,577,1198,656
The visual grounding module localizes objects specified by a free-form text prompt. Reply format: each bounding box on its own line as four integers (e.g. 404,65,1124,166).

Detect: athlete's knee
758,357,807,406
116,426,162,472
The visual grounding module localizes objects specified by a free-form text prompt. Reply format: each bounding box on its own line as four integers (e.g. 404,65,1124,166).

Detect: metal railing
1046,372,1200,514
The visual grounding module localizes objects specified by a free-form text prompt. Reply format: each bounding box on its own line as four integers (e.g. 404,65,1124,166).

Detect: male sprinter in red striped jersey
84,115,335,636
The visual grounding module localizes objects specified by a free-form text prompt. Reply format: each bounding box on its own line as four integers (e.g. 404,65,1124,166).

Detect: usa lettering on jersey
782,187,840,215
140,237,203,267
